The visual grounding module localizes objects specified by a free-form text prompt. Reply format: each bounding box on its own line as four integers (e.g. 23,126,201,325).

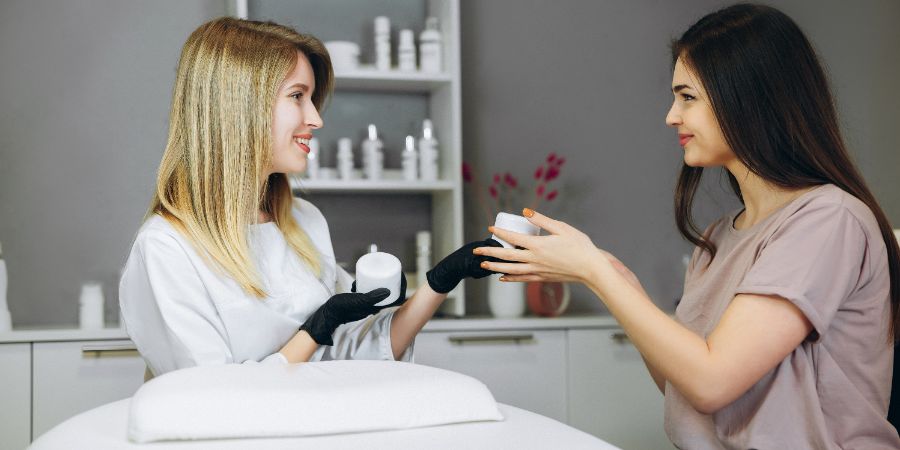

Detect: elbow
691,395,727,415
681,375,735,415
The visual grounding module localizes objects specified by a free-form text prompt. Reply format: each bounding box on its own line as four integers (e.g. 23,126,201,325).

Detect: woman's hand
425,238,505,293
300,288,392,346
475,209,646,296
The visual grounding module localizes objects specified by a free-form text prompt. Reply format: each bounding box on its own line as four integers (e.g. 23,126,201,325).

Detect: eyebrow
672,84,693,93
284,82,311,92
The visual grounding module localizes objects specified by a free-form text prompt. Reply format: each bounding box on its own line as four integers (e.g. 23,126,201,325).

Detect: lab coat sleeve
310,306,415,362
119,228,286,376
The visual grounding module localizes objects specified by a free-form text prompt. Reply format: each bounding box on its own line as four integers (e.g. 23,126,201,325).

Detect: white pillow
127,360,503,443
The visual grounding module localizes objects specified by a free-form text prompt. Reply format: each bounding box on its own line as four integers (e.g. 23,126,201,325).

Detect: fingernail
488,226,495,233
480,262,489,268
499,276,507,282
523,208,534,218
472,248,482,255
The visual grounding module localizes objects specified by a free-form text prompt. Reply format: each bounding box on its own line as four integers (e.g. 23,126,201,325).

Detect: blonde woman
119,17,501,376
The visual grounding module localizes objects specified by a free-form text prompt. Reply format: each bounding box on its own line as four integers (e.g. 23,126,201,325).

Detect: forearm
585,260,723,412
279,330,319,363
389,283,446,360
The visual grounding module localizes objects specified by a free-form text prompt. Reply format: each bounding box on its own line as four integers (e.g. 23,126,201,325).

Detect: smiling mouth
679,134,693,146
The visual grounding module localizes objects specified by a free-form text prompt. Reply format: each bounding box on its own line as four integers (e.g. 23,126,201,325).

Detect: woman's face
268,51,323,176
665,57,733,167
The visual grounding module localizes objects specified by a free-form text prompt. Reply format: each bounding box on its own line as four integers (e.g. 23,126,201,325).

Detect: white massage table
30,398,617,449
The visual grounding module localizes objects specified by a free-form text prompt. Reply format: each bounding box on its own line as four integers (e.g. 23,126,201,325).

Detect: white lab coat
119,198,412,376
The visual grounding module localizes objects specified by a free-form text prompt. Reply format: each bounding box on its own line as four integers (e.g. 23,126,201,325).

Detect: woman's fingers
522,208,566,235
474,245,530,263
499,274,545,283
487,226,539,249
481,260,537,275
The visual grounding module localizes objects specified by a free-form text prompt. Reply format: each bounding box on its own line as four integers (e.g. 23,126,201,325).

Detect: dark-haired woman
475,4,900,448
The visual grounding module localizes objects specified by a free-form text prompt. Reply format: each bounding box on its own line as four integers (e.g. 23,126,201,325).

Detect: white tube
491,213,541,248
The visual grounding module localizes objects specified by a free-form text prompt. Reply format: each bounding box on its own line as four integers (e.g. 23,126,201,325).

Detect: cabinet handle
82,343,138,354
610,332,631,345
448,334,534,344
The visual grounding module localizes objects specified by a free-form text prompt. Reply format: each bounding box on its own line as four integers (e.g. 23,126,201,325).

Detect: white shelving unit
238,0,467,315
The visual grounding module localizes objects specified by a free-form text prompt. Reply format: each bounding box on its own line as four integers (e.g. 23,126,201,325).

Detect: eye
680,93,696,102
290,92,304,101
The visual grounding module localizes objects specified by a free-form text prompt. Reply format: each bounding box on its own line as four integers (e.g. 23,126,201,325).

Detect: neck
726,160,813,228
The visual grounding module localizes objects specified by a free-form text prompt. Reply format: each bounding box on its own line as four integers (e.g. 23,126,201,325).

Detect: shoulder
131,215,194,259
783,185,878,237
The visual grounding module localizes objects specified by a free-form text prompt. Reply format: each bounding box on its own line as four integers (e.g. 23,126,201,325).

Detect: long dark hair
671,4,900,341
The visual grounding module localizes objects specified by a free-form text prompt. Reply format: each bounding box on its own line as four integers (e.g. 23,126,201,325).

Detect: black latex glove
426,238,505,294
300,288,391,346
351,272,408,309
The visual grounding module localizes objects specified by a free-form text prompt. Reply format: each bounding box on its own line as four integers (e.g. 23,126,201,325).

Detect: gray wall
1,1,898,326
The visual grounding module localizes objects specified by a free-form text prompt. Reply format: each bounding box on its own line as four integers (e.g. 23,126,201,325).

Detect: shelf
290,172,455,193
334,67,452,93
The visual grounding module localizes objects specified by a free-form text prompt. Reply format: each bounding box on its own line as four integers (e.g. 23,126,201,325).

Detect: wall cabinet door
567,329,673,449
415,329,568,422
31,340,146,440
0,343,30,450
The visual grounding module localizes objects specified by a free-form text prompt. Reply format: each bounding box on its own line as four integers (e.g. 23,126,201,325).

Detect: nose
665,101,681,128
305,102,323,130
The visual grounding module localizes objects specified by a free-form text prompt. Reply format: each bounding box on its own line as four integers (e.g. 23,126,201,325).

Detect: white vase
486,274,526,318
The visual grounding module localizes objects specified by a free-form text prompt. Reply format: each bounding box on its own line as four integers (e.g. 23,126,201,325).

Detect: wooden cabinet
0,343,30,450
415,329,568,422
31,340,145,440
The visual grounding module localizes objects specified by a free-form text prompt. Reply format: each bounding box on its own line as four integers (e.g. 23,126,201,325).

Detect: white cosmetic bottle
398,29,416,71
491,212,541,248
418,119,439,181
0,242,11,332
402,135,418,181
419,17,442,73
362,124,384,180
415,231,431,291
374,16,391,71
337,137,355,180
306,137,320,179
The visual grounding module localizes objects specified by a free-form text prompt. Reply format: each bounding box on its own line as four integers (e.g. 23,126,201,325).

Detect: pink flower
547,152,557,163
462,162,473,182
546,190,559,201
489,185,498,198
536,184,545,196
504,172,518,188
555,157,566,167
493,173,501,184
544,166,560,182
534,166,544,180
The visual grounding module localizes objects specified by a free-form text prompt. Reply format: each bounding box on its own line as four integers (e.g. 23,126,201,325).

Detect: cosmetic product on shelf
362,124,384,180
337,137,354,180
324,41,360,71
306,137,320,179
79,281,105,330
402,135,418,181
415,231,431,292
398,29,416,71
419,17,442,73
0,242,11,332
374,16,391,71
418,119,439,181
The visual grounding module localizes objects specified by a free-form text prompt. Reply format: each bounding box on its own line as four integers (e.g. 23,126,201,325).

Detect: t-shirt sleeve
735,200,867,341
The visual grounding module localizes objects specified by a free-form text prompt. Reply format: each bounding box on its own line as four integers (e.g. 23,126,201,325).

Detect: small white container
356,252,402,307
401,135,418,181
361,124,384,180
374,16,391,71
491,212,541,248
324,41,360,71
306,137,320,179
337,137,354,180
0,242,10,331
418,119,439,181
79,282,105,330
415,231,431,292
398,29,416,71
419,17,442,73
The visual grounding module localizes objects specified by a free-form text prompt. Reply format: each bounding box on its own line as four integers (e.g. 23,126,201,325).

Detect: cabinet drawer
415,330,567,422
32,340,146,440
0,343,30,450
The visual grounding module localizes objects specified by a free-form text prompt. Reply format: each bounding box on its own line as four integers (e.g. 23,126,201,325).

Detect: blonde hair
147,17,334,297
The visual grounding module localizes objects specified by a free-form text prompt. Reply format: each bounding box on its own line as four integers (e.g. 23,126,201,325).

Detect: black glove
426,238,505,294
300,288,391,346
351,272,408,309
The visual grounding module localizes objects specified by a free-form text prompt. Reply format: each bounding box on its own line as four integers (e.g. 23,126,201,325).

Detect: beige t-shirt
665,184,900,449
